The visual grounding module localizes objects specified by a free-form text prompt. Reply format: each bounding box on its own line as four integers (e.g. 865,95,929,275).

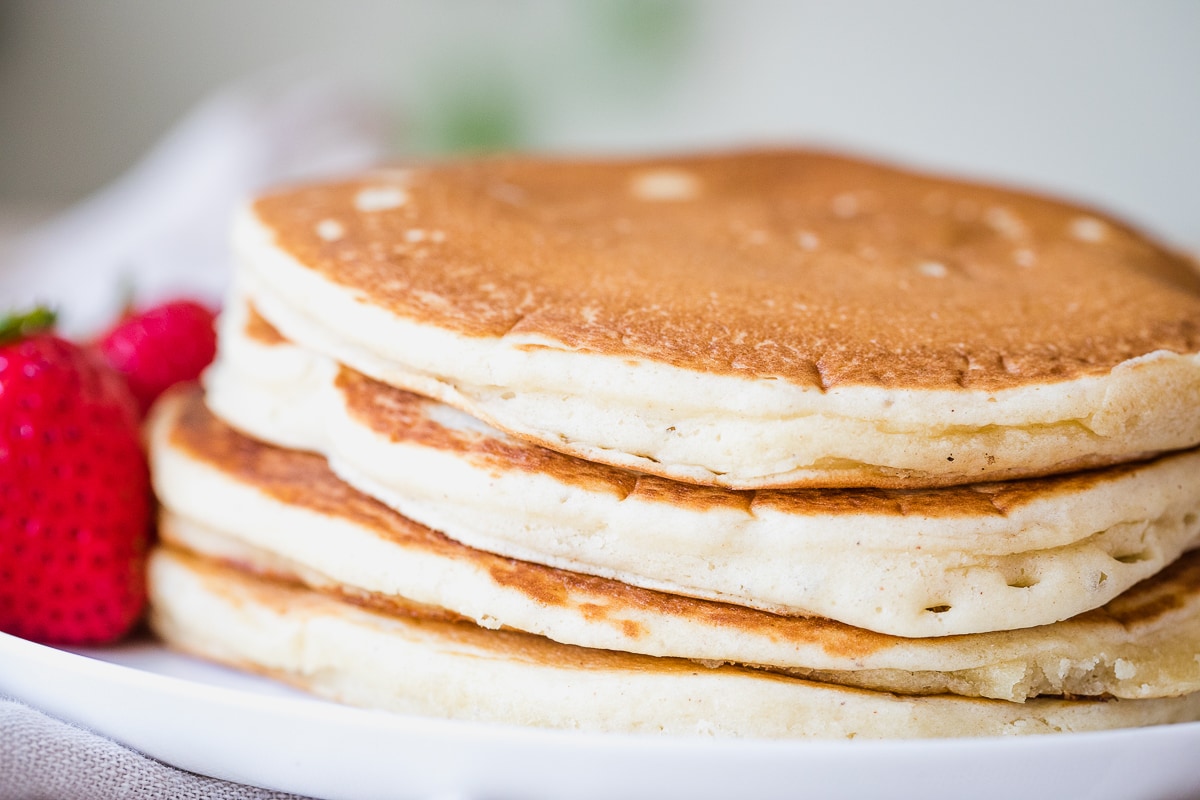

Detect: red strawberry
0,309,151,645
96,299,217,415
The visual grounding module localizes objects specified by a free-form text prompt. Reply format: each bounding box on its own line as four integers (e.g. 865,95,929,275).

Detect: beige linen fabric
0,696,310,800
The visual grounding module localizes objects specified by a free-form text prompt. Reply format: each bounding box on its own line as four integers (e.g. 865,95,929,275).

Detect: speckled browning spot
629,167,701,201
831,192,860,218
1069,216,1108,243
354,186,409,212
917,260,948,278
796,230,820,250
315,219,345,242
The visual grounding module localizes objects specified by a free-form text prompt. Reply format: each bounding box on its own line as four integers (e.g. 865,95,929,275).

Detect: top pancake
237,149,1200,488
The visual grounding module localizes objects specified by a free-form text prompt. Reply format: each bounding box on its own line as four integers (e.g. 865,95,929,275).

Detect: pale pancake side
203,305,1200,635
148,547,1200,738
236,149,1200,488
151,389,1200,700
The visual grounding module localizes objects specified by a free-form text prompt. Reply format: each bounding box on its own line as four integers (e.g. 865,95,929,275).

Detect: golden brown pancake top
165,388,1200,655
252,149,1200,391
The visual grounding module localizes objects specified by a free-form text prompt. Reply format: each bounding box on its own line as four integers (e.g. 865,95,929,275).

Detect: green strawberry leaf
0,307,58,345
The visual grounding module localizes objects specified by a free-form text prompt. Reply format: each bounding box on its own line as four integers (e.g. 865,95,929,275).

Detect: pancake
233,150,1200,489
201,303,1200,636
148,546,1200,738
150,388,1200,701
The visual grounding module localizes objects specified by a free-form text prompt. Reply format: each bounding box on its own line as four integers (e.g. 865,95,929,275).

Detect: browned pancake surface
252,150,1200,391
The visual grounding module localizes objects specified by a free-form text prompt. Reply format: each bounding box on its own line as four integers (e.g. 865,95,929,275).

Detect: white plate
2,631,1199,800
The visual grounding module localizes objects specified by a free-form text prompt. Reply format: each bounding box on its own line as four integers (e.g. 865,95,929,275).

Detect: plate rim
4,630,1200,800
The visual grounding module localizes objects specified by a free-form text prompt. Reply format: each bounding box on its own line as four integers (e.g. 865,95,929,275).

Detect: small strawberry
0,308,151,645
96,299,217,415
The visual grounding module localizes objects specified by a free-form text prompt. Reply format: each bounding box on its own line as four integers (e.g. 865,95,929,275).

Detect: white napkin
0,69,389,334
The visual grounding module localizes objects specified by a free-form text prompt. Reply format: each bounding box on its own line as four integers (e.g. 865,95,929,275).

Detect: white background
1,1,1197,249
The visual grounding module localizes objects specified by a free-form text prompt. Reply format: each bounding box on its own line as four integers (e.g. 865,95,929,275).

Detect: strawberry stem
0,307,57,345
116,274,137,319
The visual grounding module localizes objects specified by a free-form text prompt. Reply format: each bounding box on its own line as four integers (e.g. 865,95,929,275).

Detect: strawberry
96,299,217,415
0,309,151,644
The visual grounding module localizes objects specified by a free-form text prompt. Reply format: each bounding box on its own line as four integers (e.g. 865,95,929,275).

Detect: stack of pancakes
147,150,1200,738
